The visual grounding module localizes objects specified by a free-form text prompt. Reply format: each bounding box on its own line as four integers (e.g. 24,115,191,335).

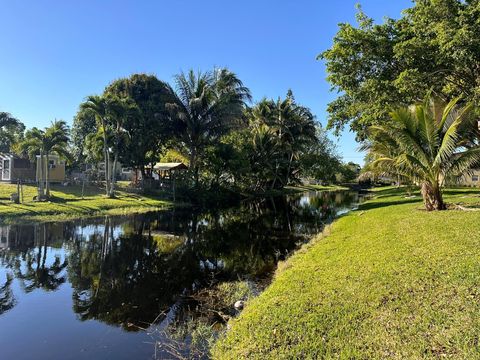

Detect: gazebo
153,162,188,200
153,162,188,179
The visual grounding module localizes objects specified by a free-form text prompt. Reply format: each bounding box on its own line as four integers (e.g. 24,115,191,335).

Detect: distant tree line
68,68,351,196
1,68,357,200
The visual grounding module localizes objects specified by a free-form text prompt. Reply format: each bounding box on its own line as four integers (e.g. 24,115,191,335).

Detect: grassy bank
0,183,172,223
213,187,480,359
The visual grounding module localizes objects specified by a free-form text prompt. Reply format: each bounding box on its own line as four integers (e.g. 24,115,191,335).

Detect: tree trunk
109,123,122,198
38,151,45,199
101,118,111,197
421,181,446,211
110,151,118,198
285,152,294,185
189,147,199,188
45,153,50,198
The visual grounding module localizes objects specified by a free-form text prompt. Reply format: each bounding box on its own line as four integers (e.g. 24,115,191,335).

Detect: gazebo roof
153,162,188,171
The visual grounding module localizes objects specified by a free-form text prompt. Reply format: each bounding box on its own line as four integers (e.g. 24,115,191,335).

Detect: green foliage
364,94,479,210
300,126,342,183
213,187,480,359
198,91,341,192
320,1,480,139
0,112,24,153
71,106,97,165
166,68,252,185
337,161,361,183
105,74,177,173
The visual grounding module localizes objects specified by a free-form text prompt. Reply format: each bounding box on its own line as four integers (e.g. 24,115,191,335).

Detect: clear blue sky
0,0,410,164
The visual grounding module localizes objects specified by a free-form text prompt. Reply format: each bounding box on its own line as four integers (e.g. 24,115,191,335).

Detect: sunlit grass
213,186,480,359
0,183,172,223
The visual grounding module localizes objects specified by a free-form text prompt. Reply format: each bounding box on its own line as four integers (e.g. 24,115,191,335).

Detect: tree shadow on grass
357,197,421,211
443,188,480,196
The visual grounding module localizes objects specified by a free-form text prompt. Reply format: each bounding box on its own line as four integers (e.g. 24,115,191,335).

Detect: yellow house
36,155,66,183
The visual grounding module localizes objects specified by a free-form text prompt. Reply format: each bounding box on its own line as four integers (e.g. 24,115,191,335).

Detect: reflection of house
0,225,9,249
0,224,36,250
0,153,36,183
36,155,66,183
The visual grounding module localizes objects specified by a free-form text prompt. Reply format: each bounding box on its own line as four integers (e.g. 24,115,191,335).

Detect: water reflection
0,190,361,359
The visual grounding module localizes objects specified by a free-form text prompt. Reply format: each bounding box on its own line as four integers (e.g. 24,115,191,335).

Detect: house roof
153,162,188,171
0,153,21,160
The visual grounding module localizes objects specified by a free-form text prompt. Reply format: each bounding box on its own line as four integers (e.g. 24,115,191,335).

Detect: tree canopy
320,0,480,140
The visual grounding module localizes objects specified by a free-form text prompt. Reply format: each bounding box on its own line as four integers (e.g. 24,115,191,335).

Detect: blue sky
0,0,410,163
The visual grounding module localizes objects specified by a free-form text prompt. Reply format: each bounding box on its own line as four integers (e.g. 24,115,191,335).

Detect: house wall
94,162,136,181
11,159,36,183
0,156,36,183
36,156,66,183
457,169,480,187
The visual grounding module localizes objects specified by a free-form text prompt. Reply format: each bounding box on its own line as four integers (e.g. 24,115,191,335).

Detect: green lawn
213,187,480,359
0,183,172,223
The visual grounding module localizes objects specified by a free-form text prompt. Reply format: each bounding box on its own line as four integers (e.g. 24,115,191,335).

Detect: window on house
122,167,132,173
472,175,478,182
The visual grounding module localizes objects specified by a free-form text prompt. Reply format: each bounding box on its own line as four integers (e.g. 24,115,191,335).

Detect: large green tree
71,107,97,165
320,0,480,140
0,112,24,153
105,74,178,178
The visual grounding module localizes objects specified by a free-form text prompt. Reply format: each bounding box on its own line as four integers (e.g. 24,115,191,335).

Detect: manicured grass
0,183,172,223
213,187,480,359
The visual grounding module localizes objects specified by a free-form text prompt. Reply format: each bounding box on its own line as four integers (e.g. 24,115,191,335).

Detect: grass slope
0,183,171,223
213,187,480,359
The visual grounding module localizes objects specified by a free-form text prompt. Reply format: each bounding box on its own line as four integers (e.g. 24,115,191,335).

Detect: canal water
0,190,363,359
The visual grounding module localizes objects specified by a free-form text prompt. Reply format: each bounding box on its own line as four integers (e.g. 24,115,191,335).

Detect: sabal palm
168,68,251,184
20,120,70,198
364,95,480,210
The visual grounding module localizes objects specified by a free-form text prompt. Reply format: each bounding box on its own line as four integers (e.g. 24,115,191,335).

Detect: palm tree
363,94,480,211
107,97,137,197
167,68,251,186
81,94,131,197
81,95,112,197
250,92,317,188
20,120,70,198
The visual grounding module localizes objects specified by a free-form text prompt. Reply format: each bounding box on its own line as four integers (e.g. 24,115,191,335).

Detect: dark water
0,190,363,360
